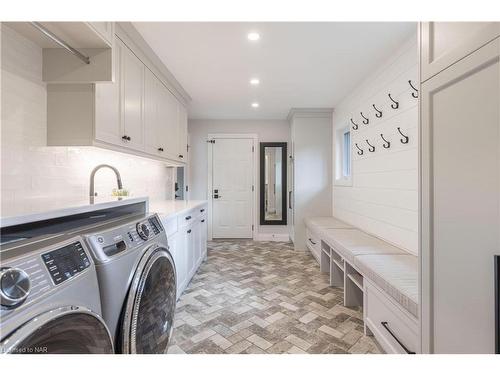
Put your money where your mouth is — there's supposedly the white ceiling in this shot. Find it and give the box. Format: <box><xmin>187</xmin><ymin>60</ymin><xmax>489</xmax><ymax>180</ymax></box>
<box><xmin>133</xmin><ymin>22</ymin><xmax>416</xmax><ymax>120</ymax></box>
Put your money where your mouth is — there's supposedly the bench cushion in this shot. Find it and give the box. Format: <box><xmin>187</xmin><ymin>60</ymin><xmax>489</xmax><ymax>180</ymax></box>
<box><xmin>321</xmin><ymin>228</ymin><xmax>405</xmax><ymax>263</ymax></box>
<box><xmin>304</xmin><ymin>216</ymin><xmax>353</xmax><ymax>230</ymax></box>
<box><xmin>354</xmin><ymin>254</ymin><xmax>418</xmax><ymax>318</ymax></box>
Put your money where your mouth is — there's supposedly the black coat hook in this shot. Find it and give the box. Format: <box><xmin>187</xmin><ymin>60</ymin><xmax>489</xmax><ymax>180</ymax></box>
<box><xmin>350</xmin><ymin>118</ymin><xmax>359</xmax><ymax>130</ymax></box>
<box><xmin>355</xmin><ymin>143</ymin><xmax>364</xmax><ymax>155</ymax></box>
<box><xmin>397</xmin><ymin>127</ymin><xmax>409</xmax><ymax>144</ymax></box>
<box><xmin>365</xmin><ymin>139</ymin><xmax>375</xmax><ymax>152</ymax></box>
<box><xmin>360</xmin><ymin>112</ymin><xmax>369</xmax><ymax>125</ymax></box>
<box><xmin>380</xmin><ymin>134</ymin><xmax>391</xmax><ymax>148</ymax></box>
<box><xmin>408</xmin><ymin>80</ymin><xmax>418</xmax><ymax>98</ymax></box>
<box><xmin>388</xmin><ymin>93</ymin><xmax>399</xmax><ymax>109</ymax></box>
<box><xmin>372</xmin><ymin>104</ymin><xmax>383</xmax><ymax>118</ymax></box>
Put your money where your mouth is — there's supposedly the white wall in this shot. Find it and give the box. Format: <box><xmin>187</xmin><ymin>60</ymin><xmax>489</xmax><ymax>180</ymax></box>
<box><xmin>333</xmin><ymin>32</ymin><xmax>418</xmax><ymax>255</ymax></box>
<box><xmin>188</xmin><ymin>119</ymin><xmax>290</xmax><ymax>237</ymax></box>
<box><xmin>1</xmin><ymin>25</ymin><xmax>174</xmax><ymax>218</ymax></box>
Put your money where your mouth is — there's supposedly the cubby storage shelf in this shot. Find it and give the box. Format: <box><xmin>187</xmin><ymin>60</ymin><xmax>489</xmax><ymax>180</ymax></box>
<box><xmin>347</xmin><ymin>272</ymin><xmax>364</xmax><ymax>290</ymax></box>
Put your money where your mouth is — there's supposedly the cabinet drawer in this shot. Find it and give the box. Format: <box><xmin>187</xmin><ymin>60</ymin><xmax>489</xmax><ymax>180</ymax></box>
<box><xmin>364</xmin><ymin>279</ymin><xmax>419</xmax><ymax>354</ymax></box>
<box><xmin>178</xmin><ymin>208</ymin><xmax>197</xmax><ymax>228</ymax></box>
<box><xmin>305</xmin><ymin>228</ymin><xmax>320</xmax><ymax>262</ymax></box>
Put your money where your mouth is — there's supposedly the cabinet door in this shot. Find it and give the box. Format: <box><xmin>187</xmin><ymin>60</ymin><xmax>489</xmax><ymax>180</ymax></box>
<box><xmin>95</xmin><ymin>38</ymin><xmax>121</xmax><ymax>146</ymax></box>
<box><xmin>175</xmin><ymin>230</ymin><xmax>188</xmax><ymax>296</ymax></box>
<box><xmin>121</xmin><ymin>42</ymin><xmax>145</xmax><ymax>151</ymax></box>
<box><xmin>421</xmin><ymin>22</ymin><xmax>500</xmax><ymax>82</ymax></box>
<box><xmin>421</xmin><ymin>37</ymin><xmax>500</xmax><ymax>353</ymax></box>
<box><xmin>166</xmin><ymin>232</ymin><xmax>181</xmax><ymax>298</ymax></box>
<box><xmin>177</xmin><ymin>103</ymin><xmax>188</xmax><ymax>162</ymax></box>
<box><xmin>185</xmin><ymin>226</ymin><xmax>196</xmax><ymax>277</ymax></box>
<box><xmin>194</xmin><ymin>219</ymin><xmax>202</xmax><ymax>267</ymax></box>
<box><xmin>144</xmin><ymin>69</ymin><xmax>163</xmax><ymax>157</ymax></box>
<box><xmin>159</xmin><ymin>84</ymin><xmax>179</xmax><ymax>160</ymax></box>
<box><xmin>200</xmin><ymin>216</ymin><xmax>207</xmax><ymax>260</ymax></box>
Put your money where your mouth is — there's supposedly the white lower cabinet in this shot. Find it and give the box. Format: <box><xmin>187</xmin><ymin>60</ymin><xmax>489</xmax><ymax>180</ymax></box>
<box><xmin>160</xmin><ymin>203</ymin><xmax>208</xmax><ymax>299</ymax></box>
<box><xmin>364</xmin><ymin>280</ymin><xmax>419</xmax><ymax>354</ymax></box>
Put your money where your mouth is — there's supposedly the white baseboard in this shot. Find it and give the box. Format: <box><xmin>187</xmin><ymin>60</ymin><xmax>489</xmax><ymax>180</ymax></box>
<box><xmin>255</xmin><ymin>233</ymin><xmax>290</xmax><ymax>242</ymax></box>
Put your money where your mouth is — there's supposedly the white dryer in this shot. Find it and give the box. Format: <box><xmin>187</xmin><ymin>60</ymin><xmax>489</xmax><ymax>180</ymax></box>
<box><xmin>0</xmin><ymin>235</ymin><xmax>113</xmax><ymax>354</ymax></box>
<box><xmin>84</xmin><ymin>213</ymin><xmax>176</xmax><ymax>354</ymax></box>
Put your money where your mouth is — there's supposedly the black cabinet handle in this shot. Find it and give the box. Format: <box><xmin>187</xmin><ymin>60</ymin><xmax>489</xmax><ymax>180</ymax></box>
<box><xmin>122</xmin><ymin>135</ymin><xmax>131</xmax><ymax>141</ymax></box>
<box><xmin>309</xmin><ymin>238</ymin><xmax>317</xmax><ymax>245</ymax></box>
<box><xmin>201</xmin><ymin>219</ymin><xmax>205</xmax><ymax>223</ymax></box>
<box><xmin>288</xmin><ymin>191</ymin><xmax>292</xmax><ymax>209</ymax></box>
<box><xmin>185</xmin><ymin>216</ymin><xmax>192</xmax><ymax>220</ymax></box>
<box><xmin>179</xmin><ymin>154</ymin><xmax>184</xmax><ymax>159</ymax></box>
<box><xmin>187</xmin><ymin>229</ymin><xmax>192</xmax><ymax>234</ymax></box>
<box><xmin>381</xmin><ymin>322</ymin><xmax>415</xmax><ymax>354</ymax></box>
<box><xmin>200</xmin><ymin>209</ymin><xmax>205</xmax><ymax>213</ymax></box>
<box><xmin>158</xmin><ymin>147</ymin><xmax>164</xmax><ymax>152</ymax></box>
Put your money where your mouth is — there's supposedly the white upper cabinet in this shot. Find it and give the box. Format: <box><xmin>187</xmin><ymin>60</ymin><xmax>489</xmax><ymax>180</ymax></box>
<box><xmin>144</xmin><ymin>69</ymin><xmax>161</xmax><ymax>155</ymax></box>
<box><xmin>95</xmin><ymin>40</ymin><xmax>122</xmax><ymax>146</ymax></box>
<box><xmin>420</xmin><ymin>22</ymin><xmax>500</xmax><ymax>82</ymax></box>
<box><xmin>121</xmin><ymin>41</ymin><xmax>145</xmax><ymax>151</ymax></box>
<box><xmin>177</xmin><ymin>104</ymin><xmax>188</xmax><ymax>161</ymax></box>
<box><xmin>47</xmin><ymin>26</ymin><xmax>189</xmax><ymax>164</ymax></box>
<box><xmin>161</xmin><ymin>84</ymin><xmax>181</xmax><ymax>160</ymax></box>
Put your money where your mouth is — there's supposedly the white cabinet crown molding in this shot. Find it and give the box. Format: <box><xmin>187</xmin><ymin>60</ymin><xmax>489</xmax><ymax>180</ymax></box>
<box><xmin>115</xmin><ymin>22</ymin><xmax>192</xmax><ymax>107</ymax></box>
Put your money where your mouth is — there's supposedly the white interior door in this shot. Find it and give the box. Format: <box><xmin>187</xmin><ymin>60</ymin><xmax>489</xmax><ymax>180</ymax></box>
<box><xmin>211</xmin><ymin>137</ymin><xmax>254</xmax><ymax>238</ymax></box>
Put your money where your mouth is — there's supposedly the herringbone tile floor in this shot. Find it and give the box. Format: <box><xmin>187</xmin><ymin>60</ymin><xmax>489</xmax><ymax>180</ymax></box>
<box><xmin>167</xmin><ymin>240</ymin><xmax>382</xmax><ymax>354</ymax></box>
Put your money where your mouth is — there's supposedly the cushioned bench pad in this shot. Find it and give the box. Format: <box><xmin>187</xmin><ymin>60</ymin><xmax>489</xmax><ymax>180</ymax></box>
<box><xmin>354</xmin><ymin>254</ymin><xmax>418</xmax><ymax>318</ymax></box>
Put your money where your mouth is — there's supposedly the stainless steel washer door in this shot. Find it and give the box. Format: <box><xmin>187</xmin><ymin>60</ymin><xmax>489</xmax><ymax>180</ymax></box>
<box><xmin>121</xmin><ymin>245</ymin><xmax>176</xmax><ymax>354</ymax></box>
<box><xmin>1</xmin><ymin>306</ymin><xmax>114</xmax><ymax>354</ymax></box>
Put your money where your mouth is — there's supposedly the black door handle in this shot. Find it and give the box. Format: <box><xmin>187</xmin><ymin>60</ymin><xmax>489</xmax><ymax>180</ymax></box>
<box><xmin>381</xmin><ymin>322</ymin><xmax>415</xmax><ymax>354</ymax></box>
<box><xmin>288</xmin><ymin>191</ymin><xmax>292</xmax><ymax>209</ymax></box>
<box><xmin>309</xmin><ymin>238</ymin><xmax>317</xmax><ymax>245</ymax></box>
<box><xmin>185</xmin><ymin>216</ymin><xmax>192</xmax><ymax>220</ymax></box>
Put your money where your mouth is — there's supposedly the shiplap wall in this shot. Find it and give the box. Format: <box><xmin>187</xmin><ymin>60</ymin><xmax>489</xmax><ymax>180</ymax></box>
<box><xmin>1</xmin><ymin>25</ymin><xmax>174</xmax><ymax>218</ymax></box>
<box><xmin>333</xmin><ymin>33</ymin><xmax>418</xmax><ymax>255</ymax></box>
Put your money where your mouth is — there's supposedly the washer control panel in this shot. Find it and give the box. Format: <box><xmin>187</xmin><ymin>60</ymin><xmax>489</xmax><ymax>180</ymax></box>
<box><xmin>41</xmin><ymin>241</ymin><xmax>91</xmax><ymax>285</ymax></box>
<box><xmin>85</xmin><ymin>214</ymin><xmax>165</xmax><ymax>262</ymax></box>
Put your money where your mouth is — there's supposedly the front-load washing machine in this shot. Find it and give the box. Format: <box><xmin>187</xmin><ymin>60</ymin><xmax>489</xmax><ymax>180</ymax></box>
<box><xmin>0</xmin><ymin>235</ymin><xmax>114</xmax><ymax>354</ymax></box>
<box><xmin>84</xmin><ymin>213</ymin><xmax>176</xmax><ymax>354</ymax></box>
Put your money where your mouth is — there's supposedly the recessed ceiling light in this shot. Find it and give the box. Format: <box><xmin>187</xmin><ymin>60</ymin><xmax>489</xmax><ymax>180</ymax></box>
<box><xmin>250</xmin><ymin>78</ymin><xmax>260</xmax><ymax>86</ymax></box>
<box><xmin>251</xmin><ymin>102</ymin><xmax>260</xmax><ymax>108</ymax></box>
<box><xmin>247</xmin><ymin>32</ymin><xmax>260</xmax><ymax>41</ymax></box>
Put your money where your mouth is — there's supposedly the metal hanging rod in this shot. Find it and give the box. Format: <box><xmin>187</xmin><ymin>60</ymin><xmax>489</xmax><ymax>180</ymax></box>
<box><xmin>30</xmin><ymin>22</ymin><xmax>90</xmax><ymax>65</ymax></box>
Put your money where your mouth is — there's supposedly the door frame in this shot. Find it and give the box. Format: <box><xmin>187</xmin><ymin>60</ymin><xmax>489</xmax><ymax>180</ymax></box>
<box><xmin>207</xmin><ymin>133</ymin><xmax>258</xmax><ymax>241</ymax></box>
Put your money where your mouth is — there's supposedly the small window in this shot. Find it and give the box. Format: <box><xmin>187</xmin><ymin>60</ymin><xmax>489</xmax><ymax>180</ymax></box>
<box><xmin>335</xmin><ymin>125</ymin><xmax>352</xmax><ymax>186</ymax></box>
<box><xmin>342</xmin><ymin>130</ymin><xmax>351</xmax><ymax>178</ymax></box>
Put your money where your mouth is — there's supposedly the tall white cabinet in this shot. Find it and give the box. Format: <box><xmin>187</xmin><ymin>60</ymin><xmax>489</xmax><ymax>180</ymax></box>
<box><xmin>420</xmin><ymin>22</ymin><xmax>500</xmax><ymax>353</ymax></box>
<box><xmin>287</xmin><ymin>109</ymin><xmax>333</xmax><ymax>251</ymax></box>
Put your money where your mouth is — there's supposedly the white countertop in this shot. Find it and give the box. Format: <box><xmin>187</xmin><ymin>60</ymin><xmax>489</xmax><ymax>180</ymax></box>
<box><xmin>1</xmin><ymin>197</ymin><xmax>207</xmax><ymax>228</ymax></box>
<box><xmin>149</xmin><ymin>200</ymin><xmax>207</xmax><ymax>219</ymax></box>
<box><xmin>0</xmin><ymin>197</ymin><xmax>149</xmax><ymax>228</ymax></box>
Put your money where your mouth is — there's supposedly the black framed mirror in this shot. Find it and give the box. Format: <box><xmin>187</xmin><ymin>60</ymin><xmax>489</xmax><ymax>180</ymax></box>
<box><xmin>260</xmin><ymin>142</ymin><xmax>287</xmax><ymax>225</ymax></box>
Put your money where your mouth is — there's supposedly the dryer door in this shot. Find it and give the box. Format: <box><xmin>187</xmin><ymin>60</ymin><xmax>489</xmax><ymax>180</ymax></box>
<box><xmin>122</xmin><ymin>245</ymin><xmax>177</xmax><ymax>354</ymax></box>
<box><xmin>1</xmin><ymin>306</ymin><xmax>113</xmax><ymax>354</ymax></box>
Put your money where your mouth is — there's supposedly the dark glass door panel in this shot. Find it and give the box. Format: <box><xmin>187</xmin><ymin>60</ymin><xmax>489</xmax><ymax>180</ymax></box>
<box><xmin>5</xmin><ymin>310</ymin><xmax>113</xmax><ymax>354</ymax></box>
<box><xmin>122</xmin><ymin>247</ymin><xmax>176</xmax><ymax>354</ymax></box>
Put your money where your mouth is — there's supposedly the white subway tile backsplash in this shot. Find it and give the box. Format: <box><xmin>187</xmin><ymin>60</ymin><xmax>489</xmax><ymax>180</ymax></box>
<box><xmin>1</xmin><ymin>25</ymin><xmax>174</xmax><ymax>218</ymax></box>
